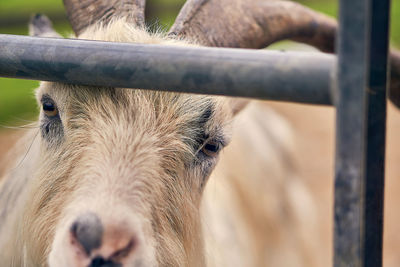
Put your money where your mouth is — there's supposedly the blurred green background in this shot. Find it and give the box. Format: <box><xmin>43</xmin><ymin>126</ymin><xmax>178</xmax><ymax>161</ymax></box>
<box><xmin>0</xmin><ymin>0</ymin><xmax>399</xmax><ymax>127</ymax></box>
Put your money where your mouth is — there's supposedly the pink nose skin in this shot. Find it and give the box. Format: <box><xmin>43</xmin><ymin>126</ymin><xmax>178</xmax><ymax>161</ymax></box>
<box><xmin>69</xmin><ymin>213</ymin><xmax>137</xmax><ymax>267</ymax></box>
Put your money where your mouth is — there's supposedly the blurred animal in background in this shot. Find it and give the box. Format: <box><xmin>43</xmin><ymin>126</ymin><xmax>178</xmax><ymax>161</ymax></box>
<box><xmin>1</xmin><ymin>0</ymin><xmax>400</xmax><ymax>266</ymax></box>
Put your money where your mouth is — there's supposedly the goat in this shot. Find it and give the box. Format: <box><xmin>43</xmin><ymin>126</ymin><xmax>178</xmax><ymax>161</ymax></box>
<box><xmin>1</xmin><ymin>0</ymin><xmax>400</xmax><ymax>266</ymax></box>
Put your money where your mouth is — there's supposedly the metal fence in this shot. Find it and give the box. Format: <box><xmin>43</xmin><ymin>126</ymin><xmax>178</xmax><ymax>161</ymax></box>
<box><xmin>0</xmin><ymin>0</ymin><xmax>391</xmax><ymax>266</ymax></box>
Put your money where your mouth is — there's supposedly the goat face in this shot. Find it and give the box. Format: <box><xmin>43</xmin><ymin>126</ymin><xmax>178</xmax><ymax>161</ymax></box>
<box><xmin>27</xmin><ymin>79</ymin><xmax>233</xmax><ymax>267</ymax></box>
<box><xmin>10</xmin><ymin>0</ymin><xmax>346</xmax><ymax>264</ymax></box>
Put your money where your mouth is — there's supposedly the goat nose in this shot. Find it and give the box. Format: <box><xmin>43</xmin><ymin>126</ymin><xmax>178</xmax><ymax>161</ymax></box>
<box><xmin>70</xmin><ymin>212</ymin><xmax>103</xmax><ymax>255</ymax></box>
<box><xmin>70</xmin><ymin>213</ymin><xmax>138</xmax><ymax>264</ymax></box>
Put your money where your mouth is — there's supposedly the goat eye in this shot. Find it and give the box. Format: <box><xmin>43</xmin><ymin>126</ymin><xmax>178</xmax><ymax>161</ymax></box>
<box><xmin>201</xmin><ymin>141</ymin><xmax>221</xmax><ymax>157</ymax></box>
<box><xmin>42</xmin><ymin>101</ymin><xmax>58</xmax><ymax>117</ymax></box>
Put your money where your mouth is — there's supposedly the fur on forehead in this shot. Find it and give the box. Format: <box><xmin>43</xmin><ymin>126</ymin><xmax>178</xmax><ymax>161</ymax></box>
<box><xmin>36</xmin><ymin>81</ymin><xmax>232</xmax><ymax>124</ymax></box>
<box><xmin>36</xmin><ymin>81</ymin><xmax>233</xmax><ymax>152</ymax></box>
<box><xmin>78</xmin><ymin>17</ymin><xmax>193</xmax><ymax>46</ymax></box>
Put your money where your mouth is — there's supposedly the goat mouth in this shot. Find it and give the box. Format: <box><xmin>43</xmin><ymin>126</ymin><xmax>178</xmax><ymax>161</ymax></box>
<box><xmin>86</xmin><ymin>238</ymin><xmax>135</xmax><ymax>267</ymax></box>
<box><xmin>87</xmin><ymin>256</ymin><xmax>121</xmax><ymax>267</ymax></box>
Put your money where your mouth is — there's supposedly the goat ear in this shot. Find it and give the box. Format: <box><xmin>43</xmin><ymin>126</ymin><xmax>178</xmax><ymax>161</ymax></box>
<box><xmin>29</xmin><ymin>14</ymin><xmax>62</xmax><ymax>38</ymax></box>
<box><xmin>230</xmin><ymin>98</ymin><xmax>249</xmax><ymax>116</ymax></box>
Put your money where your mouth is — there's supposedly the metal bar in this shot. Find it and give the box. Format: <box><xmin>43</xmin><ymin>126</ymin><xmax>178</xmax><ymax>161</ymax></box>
<box><xmin>334</xmin><ymin>0</ymin><xmax>390</xmax><ymax>266</ymax></box>
<box><xmin>364</xmin><ymin>0</ymin><xmax>390</xmax><ymax>265</ymax></box>
<box><xmin>0</xmin><ymin>34</ymin><xmax>335</xmax><ymax>105</ymax></box>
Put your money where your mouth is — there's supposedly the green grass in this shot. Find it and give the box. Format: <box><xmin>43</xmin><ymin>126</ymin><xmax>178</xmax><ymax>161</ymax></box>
<box><xmin>299</xmin><ymin>0</ymin><xmax>338</xmax><ymax>17</ymax></box>
<box><xmin>0</xmin><ymin>22</ymin><xmax>72</xmax><ymax>37</ymax></box>
<box><xmin>0</xmin><ymin>0</ymin><xmax>65</xmax><ymax>21</ymax></box>
<box><xmin>391</xmin><ymin>0</ymin><xmax>400</xmax><ymax>49</ymax></box>
<box><xmin>0</xmin><ymin>78</ymin><xmax>39</xmax><ymax>126</ymax></box>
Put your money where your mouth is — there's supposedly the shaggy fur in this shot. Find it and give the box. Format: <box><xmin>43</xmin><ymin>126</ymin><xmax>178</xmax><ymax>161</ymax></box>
<box><xmin>0</xmin><ymin>19</ymin><xmax>318</xmax><ymax>267</ymax></box>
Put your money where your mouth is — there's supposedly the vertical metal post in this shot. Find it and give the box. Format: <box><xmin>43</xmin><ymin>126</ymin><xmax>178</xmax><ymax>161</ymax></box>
<box><xmin>334</xmin><ymin>0</ymin><xmax>390</xmax><ymax>266</ymax></box>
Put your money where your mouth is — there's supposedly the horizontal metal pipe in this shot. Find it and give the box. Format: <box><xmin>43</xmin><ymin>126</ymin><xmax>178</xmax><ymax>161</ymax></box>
<box><xmin>0</xmin><ymin>34</ymin><xmax>336</xmax><ymax>105</ymax></box>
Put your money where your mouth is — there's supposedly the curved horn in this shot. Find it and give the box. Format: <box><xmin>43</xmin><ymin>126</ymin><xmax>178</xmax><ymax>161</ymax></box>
<box><xmin>169</xmin><ymin>0</ymin><xmax>336</xmax><ymax>52</ymax></box>
<box><xmin>63</xmin><ymin>0</ymin><xmax>146</xmax><ymax>35</ymax></box>
<box><xmin>170</xmin><ymin>0</ymin><xmax>400</xmax><ymax>108</ymax></box>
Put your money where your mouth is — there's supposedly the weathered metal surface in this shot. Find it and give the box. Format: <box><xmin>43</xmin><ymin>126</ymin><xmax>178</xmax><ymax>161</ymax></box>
<box><xmin>363</xmin><ymin>0</ymin><xmax>390</xmax><ymax>265</ymax></box>
<box><xmin>334</xmin><ymin>0</ymin><xmax>390</xmax><ymax>266</ymax></box>
<box><xmin>0</xmin><ymin>34</ymin><xmax>335</xmax><ymax>105</ymax></box>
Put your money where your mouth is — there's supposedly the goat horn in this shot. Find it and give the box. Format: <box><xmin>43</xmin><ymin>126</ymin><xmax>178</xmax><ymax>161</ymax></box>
<box><xmin>169</xmin><ymin>0</ymin><xmax>336</xmax><ymax>52</ymax></box>
<box><xmin>170</xmin><ymin>0</ymin><xmax>400</xmax><ymax>108</ymax></box>
<box><xmin>63</xmin><ymin>0</ymin><xmax>146</xmax><ymax>36</ymax></box>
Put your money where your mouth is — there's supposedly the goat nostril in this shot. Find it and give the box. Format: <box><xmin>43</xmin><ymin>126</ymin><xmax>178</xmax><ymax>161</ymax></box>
<box><xmin>70</xmin><ymin>212</ymin><xmax>103</xmax><ymax>255</ymax></box>
<box><xmin>109</xmin><ymin>238</ymin><xmax>136</xmax><ymax>262</ymax></box>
